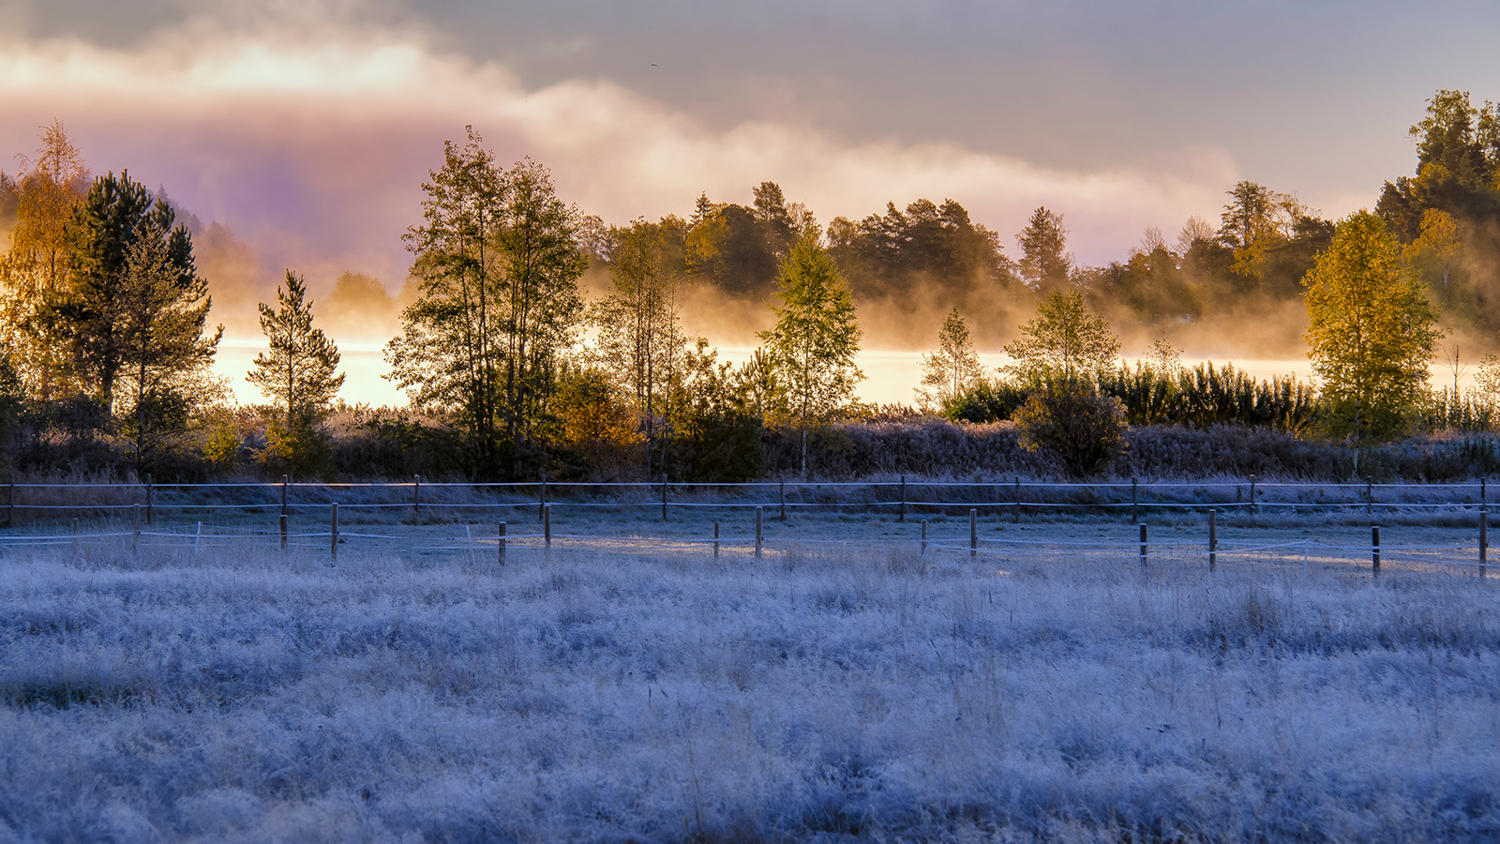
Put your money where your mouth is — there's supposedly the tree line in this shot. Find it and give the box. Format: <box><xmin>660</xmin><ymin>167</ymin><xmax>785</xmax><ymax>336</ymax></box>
<box><xmin>2</xmin><ymin>89</ymin><xmax>1499</xmax><ymax>481</ymax></box>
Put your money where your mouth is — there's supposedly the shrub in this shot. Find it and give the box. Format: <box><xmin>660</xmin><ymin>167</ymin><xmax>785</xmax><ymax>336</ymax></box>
<box><xmin>1012</xmin><ymin>385</ymin><xmax>1127</xmax><ymax>477</ymax></box>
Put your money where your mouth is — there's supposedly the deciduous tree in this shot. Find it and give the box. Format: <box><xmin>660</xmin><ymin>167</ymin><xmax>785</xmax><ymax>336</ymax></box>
<box><xmin>1304</xmin><ymin>211</ymin><xmax>1441</xmax><ymax>442</ymax></box>
<box><xmin>1003</xmin><ymin>291</ymin><xmax>1120</xmax><ymax>387</ymax></box>
<box><xmin>916</xmin><ymin>308</ymin><xmax>984</xmax><ymax>410</ymax></box>
<box><xmin>759</xmin><ymin>237</ymin><xmax>864</xmax><ymax>478</ymax></box>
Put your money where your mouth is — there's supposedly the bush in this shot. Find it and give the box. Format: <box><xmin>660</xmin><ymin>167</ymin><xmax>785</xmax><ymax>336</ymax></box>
<box><xmin>1012</xmin><ymin>385</ymin><xmax>1127</xmax><ymax>477</ymax></box>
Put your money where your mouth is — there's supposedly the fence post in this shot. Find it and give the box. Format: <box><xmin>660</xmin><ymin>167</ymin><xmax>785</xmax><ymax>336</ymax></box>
<box><xmin>921</xmin><ymin>520</ymin><xmax>928</xmax><ymax>557</ymax></box>
<box><xmin>1372</xmin><ymin>524</ymin><xmax>1380</xmax><ymax>577</ymax></box>
<box><xmin>5</xmin><ymin>473</ymin><xmax>13</xmax><ymax>528</ymax></box>
<box><xmin>1208</xmin><ymin>509</ymin><xmax>1217</xmax><ymax>573</ymax></box>
<box><xmin>969</xmin><ymin>508</ymin><xmax>977</xmax><ymax>559</ymax></box>
<box><xmin>779</xmin><ymin>481</ymin><xmax>786</xmax><ymax>521</ymax></box>
<box><xmin>712</xmin><ymin>521</ymin><xmax>720</xmax><ymax>559</ymax></box>
<box><xmin>498</xmin><ymin>521</ymin><xmax>506</xmax><ymax>567</ymax></box>
<box><xmin>194</xmin><ymin>521</ymin><xmax>202</xmax><ymax>555</ymax></box>
<box><xmin>1014</xmin><ymin>477</ymin><xmax>1021</xmax><ymax>524</ymax></box>
<box><xmin>544</xmin><ymin>504</ymin><xmax>552</xmax><ymax>553</ymax></box>
<box><xmin>1132</xmin><ymin>477</ymin><xmax>1138</xmax><ymax>524</ymax></box>
<box><xmin>413</xmin><ymin>474</ymin><xmax>421</xmax><ymax>519</ymax></box>
<box><xmin>281</xmin><ymin>474</ymin><xmax>288</xmax><ymax>518</ymax></box>
<box><xmin>132</xmin><ymin>504</ymin><xmax>141</xmax><ymax>552</ymax></box>
<box><xmin>755</xmin><ymin>506</ymin><xmax>763</xmax><ymax>558</ymax></box>
<box><xmin>661</xmin><ymin>473</ymin><xmax>668</xmax><ymax>522</ymax></box>
<box><xmin>145</xmin><ymin>473</ymin><xmax>153</xmax><ymax>526</ymax></box>
<box><xmin>899</xmin><ymin>475</ymin><xmax>906</xmax><ymax>523</ymax></box>
<box><xmin>72</xmin><ymin>517</ymin><xmax>79</xmax><ymax>554</ymax></box>
<box><xmin>1249</xmin><ymin>475</ymin><xmax>1257</xmax><ymax>521</ymax></box>
<box><xmin>1366</xmin><ymin>479</ymin><xmax>1373</xmax><ymax>520</ymax></box>
<box><xmin>330</xmin><ymin>502</ymin><xmax>339</xmax><ymax>563</ymax></box>
<box><xmin>1140</xmin><ymin>523</ymin><xmax>1149</xmax><ymax>569</ymax></box>
<box><xmin>279</xmin><ymin>514</ymin><xmax>288</xmax><ymax>554</ymax></box>
<box><xmin>1482</xmin><ymin>476</ymin><xmax>1488</xmax><ymax>513</ymax></box>
<box><xmin>539</xmin><ymin>472</ymin><xmax>547</xmax><ymax>522</ymax></box>
<box><xmin>1480</xmin><ymin>511</ymin><xmax>1487</xmax><ymax>579</ymax></box>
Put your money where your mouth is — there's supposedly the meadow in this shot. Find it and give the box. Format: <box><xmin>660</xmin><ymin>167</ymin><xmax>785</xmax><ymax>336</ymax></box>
<box><xmin>0</xmin><ymin>521</ymin><xmax>1498</xmax><ymax>843</ymax></box>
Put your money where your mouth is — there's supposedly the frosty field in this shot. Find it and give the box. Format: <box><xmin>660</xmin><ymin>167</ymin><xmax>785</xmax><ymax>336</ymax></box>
<box><xmin>1</xmin><ymin>520</ymin><xmax>1498</xmax><ymax>843</ymax></box>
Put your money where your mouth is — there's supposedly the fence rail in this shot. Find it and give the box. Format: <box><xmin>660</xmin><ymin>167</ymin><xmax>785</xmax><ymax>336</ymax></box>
<box><xmin>1</xmin><ymin>475</ymin><xmax>1494</xmax><ymax>528</ymax></box>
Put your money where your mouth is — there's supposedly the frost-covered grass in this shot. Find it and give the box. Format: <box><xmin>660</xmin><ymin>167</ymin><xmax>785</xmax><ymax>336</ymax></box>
<box><xmin>1</xmin><ymin>540</ymin><xmax>1498</xmax><ymax>843</ymax></box>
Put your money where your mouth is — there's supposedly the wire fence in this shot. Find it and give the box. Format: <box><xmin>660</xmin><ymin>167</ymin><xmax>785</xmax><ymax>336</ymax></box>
<box><xmin>1</xmin><ymin>510</ymin><xmax>1492</xmax><ymax>581</ymax></box>
<box><xmin>1</xmin><ymin>475</ymin><xmax>1496</xmax><ymax>527</ymax></box>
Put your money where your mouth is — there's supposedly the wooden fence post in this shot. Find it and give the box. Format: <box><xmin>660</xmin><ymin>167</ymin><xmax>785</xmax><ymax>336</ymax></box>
<box><xmin>779</xmin><ymin>482</ymin><xmax>786</xmax><ymax>521</ymax></box>
<box><xmin>921</xmin><ymin>520</ymin><xmax>928</xmax><ymax>557</ymax></box>
<box><xmin>539</xmin><ymin>472</ymin><xmax>547</xmax><ymax>522</ymax></box>
<box><xmin>281</xmin><ymin>474</ymin><xmax>288</xmax><ymax>519</ymax></box>
<box><xmin>969</xmin><ymin>508</ymin><xmax>977</xmax><ymax>559</ymax></box>
<box><xmin>1208</xmin><ymin>509</ymin><xmax>1217</xmax><ymax>573</ymax></box>
<box><xmin>899</xmin><ymin>475</ymin><xmax>906</xmax><ymax>522</ymax></box>
<box><xmin>1140</xmin><ymin>523</ymin><xmax>1149</xmax><ymax>569</ymax></box>
<box><xmin>1372</xmin><ymin>524</ymin><xmax>1380</xmax><ymax>577</ymax></box>
<box><xmin>330</xmin><ymin>503</ymin><xmax>339</xmax><ymax>563</ymax></box>
<box><xmin>413</xmin><ymin>474</ymin><xmax>421</xmax><ymax>519</ymax></box>
<box><xmin>132</xmin><ymin>504</ymin><xmax>141</xmax><ymax>552</ymax></box>
<box><xmin>1249</xmin><ymin>475</ymin><xmax>1257</xmax><ymax>521</ymax></box>
<box><xmin>1366</xmin><ymin>480</ymin><xmax>1373</xmax><ymax>520</ymax></box>
<box><xmin>498</xmin><ymin>521</ymin><xmax>506</xmax><ymax>567</ymax></box>
<box><xmin>1480</xmin><ymin>511</ymin><xmax>1487</xmax><ymax>579</ymax></box>
<box><xmin>1014</xmin><ymin>477</ymin><xmax>1022</xmax><ymax>524</ymax></box>
<box><xmin>713</xmin><ymin>521</ymin><xmax>720</xmax><ymax>559</ymax></box>
<box><xmin>544</xmin><ymin>504</ymin><xmax>552</xmax><ymax>553</ymax></box>
<box><xmin>661</xmin><ymin>474</ymin><xmax>668</xmax><ymax>522</ymax></box>
<box><xmin>145</xmin><ymin>473</ymin><xmax>153</xmax><ymax>526</ymax></box>
<box><xmin>755</xmin><ymin>506</ymin><xmax>763</xmax><ymax>558</ymax></box>
<box><xmin>279</xmin><ymin>514</ymin><xmax>288</xmax><ymax>554</ymax></box>
<box><xmin>1132</xmin><ymin>476</ymin><xmax>1138</xmax><ymax>524</ymax></box>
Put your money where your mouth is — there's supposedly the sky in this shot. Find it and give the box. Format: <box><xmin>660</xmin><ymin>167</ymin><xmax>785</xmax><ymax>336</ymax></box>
<box><xmin>2</xmin><ymin>0</ymin><xmax>1498</xmax><ymax>324</ymax></box>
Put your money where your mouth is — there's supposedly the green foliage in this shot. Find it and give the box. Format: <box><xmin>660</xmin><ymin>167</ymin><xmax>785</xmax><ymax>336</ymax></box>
<box><xmin>943</xmin><ymin>378</ymin><xmax>1028</xmax><ymax>424</ymax></box>
<box><xmin>1003</xmin><ymin>290</ymin><xmax>1120</xmax><ymax>386</ymax></box>
<box><xmin>385</xmin><ymin>130</ymin><xmax>586</xmax><ymax>479</ymax></box>
<box><xmin>1101</xmin><ymin>362</ymin><xmax>1319</xmax><ymax>432</ymax></box>
<box><xmin>759</xmin><ymin>236</ymin><xmax>864</xmax><ymax>477</ymax></box>
<box><xmin>916</xmin><ymin>308</ymin><xmax>985</xmax><ymax>410</ymax></box>
<box><xmin>248</xmin><ymin>269</ymin><xmax>345</xmax><ymax>460</ymax></box>
<box><xmin>1304</xmin><ymin>211</ymin><xmax>1442</xmax><ymax>443</ymax></box>
<box><xmin>1012</xmin><ymin>383</ymin><xmax>1127</xmax><ymax>477</ymax></box>
<box><xmin>666</xmin><ymin>341</ymin><xmax>765</xmax><ymax>483</ymax></box>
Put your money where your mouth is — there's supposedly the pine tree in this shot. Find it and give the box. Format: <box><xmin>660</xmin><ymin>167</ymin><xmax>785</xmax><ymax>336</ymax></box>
<box><xmin>248</xmin><ymin>270</ymin><xmax>344</xmax><ymax>438</ymax></box>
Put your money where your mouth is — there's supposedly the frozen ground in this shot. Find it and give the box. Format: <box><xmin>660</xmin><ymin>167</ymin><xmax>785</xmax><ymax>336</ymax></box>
<box><xmin>0</xmin><ymin>523</ymin><xmax>1498</xmax><ymax>843</ymax></box>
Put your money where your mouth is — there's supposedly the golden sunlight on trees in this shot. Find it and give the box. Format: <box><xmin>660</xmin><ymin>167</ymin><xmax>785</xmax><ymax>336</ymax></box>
<box><xmin>1304</xmin><ymin>211</ymin><xmax>1441</xmax><ymax>443</ymax></box>
<box><xmin>759</xmin><ymin>236</ymin><xmax>863</xmax><ymax>479</ymax></box>
<box><xmin>1016</xmin><ymin>207</ymin><xmax>1070</xmax><ymax>294</ymax></box>
<box><xmin>591</xmin><ymin>217</ymin><xmax>690</xmax><ymax>477</ymax></box>
<box><xmin>0</xmin><ymin>122</ymin><xmax>90</xmax><ymax>400</ymax></box>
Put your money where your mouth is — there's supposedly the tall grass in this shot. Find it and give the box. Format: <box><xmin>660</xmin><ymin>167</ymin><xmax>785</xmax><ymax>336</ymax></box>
<box><xmin>0</xmin><ymin>543</ymin><xmax>1496</xmax><ymax>842</ymax></box>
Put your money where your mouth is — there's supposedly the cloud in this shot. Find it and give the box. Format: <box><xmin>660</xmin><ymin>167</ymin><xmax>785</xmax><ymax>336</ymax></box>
<box><xmin>0</xmin><ymin>17</ymin><xmax>1241</xmax><ymax>322</ymax></box>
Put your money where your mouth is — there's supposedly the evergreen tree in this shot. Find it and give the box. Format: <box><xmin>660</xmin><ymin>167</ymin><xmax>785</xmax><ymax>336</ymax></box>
<box><xmin>113</xmin><ymin>233</ymin><xmax>222</xmax><ymax>471</ymax></box>
<box><xmin>1017</xmin><ymin>207</ymin><xmax>1071</xmax><ymax>294</ymax></box>
<box><xmin>248</xmin><ymin>270</ymin><xmax>344</xmax><ymax>473</ymax></box>
<box><xmin>759</xmin><ymin>236</ymin><xmax>864</xmax><ymax>479</ymax></box>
